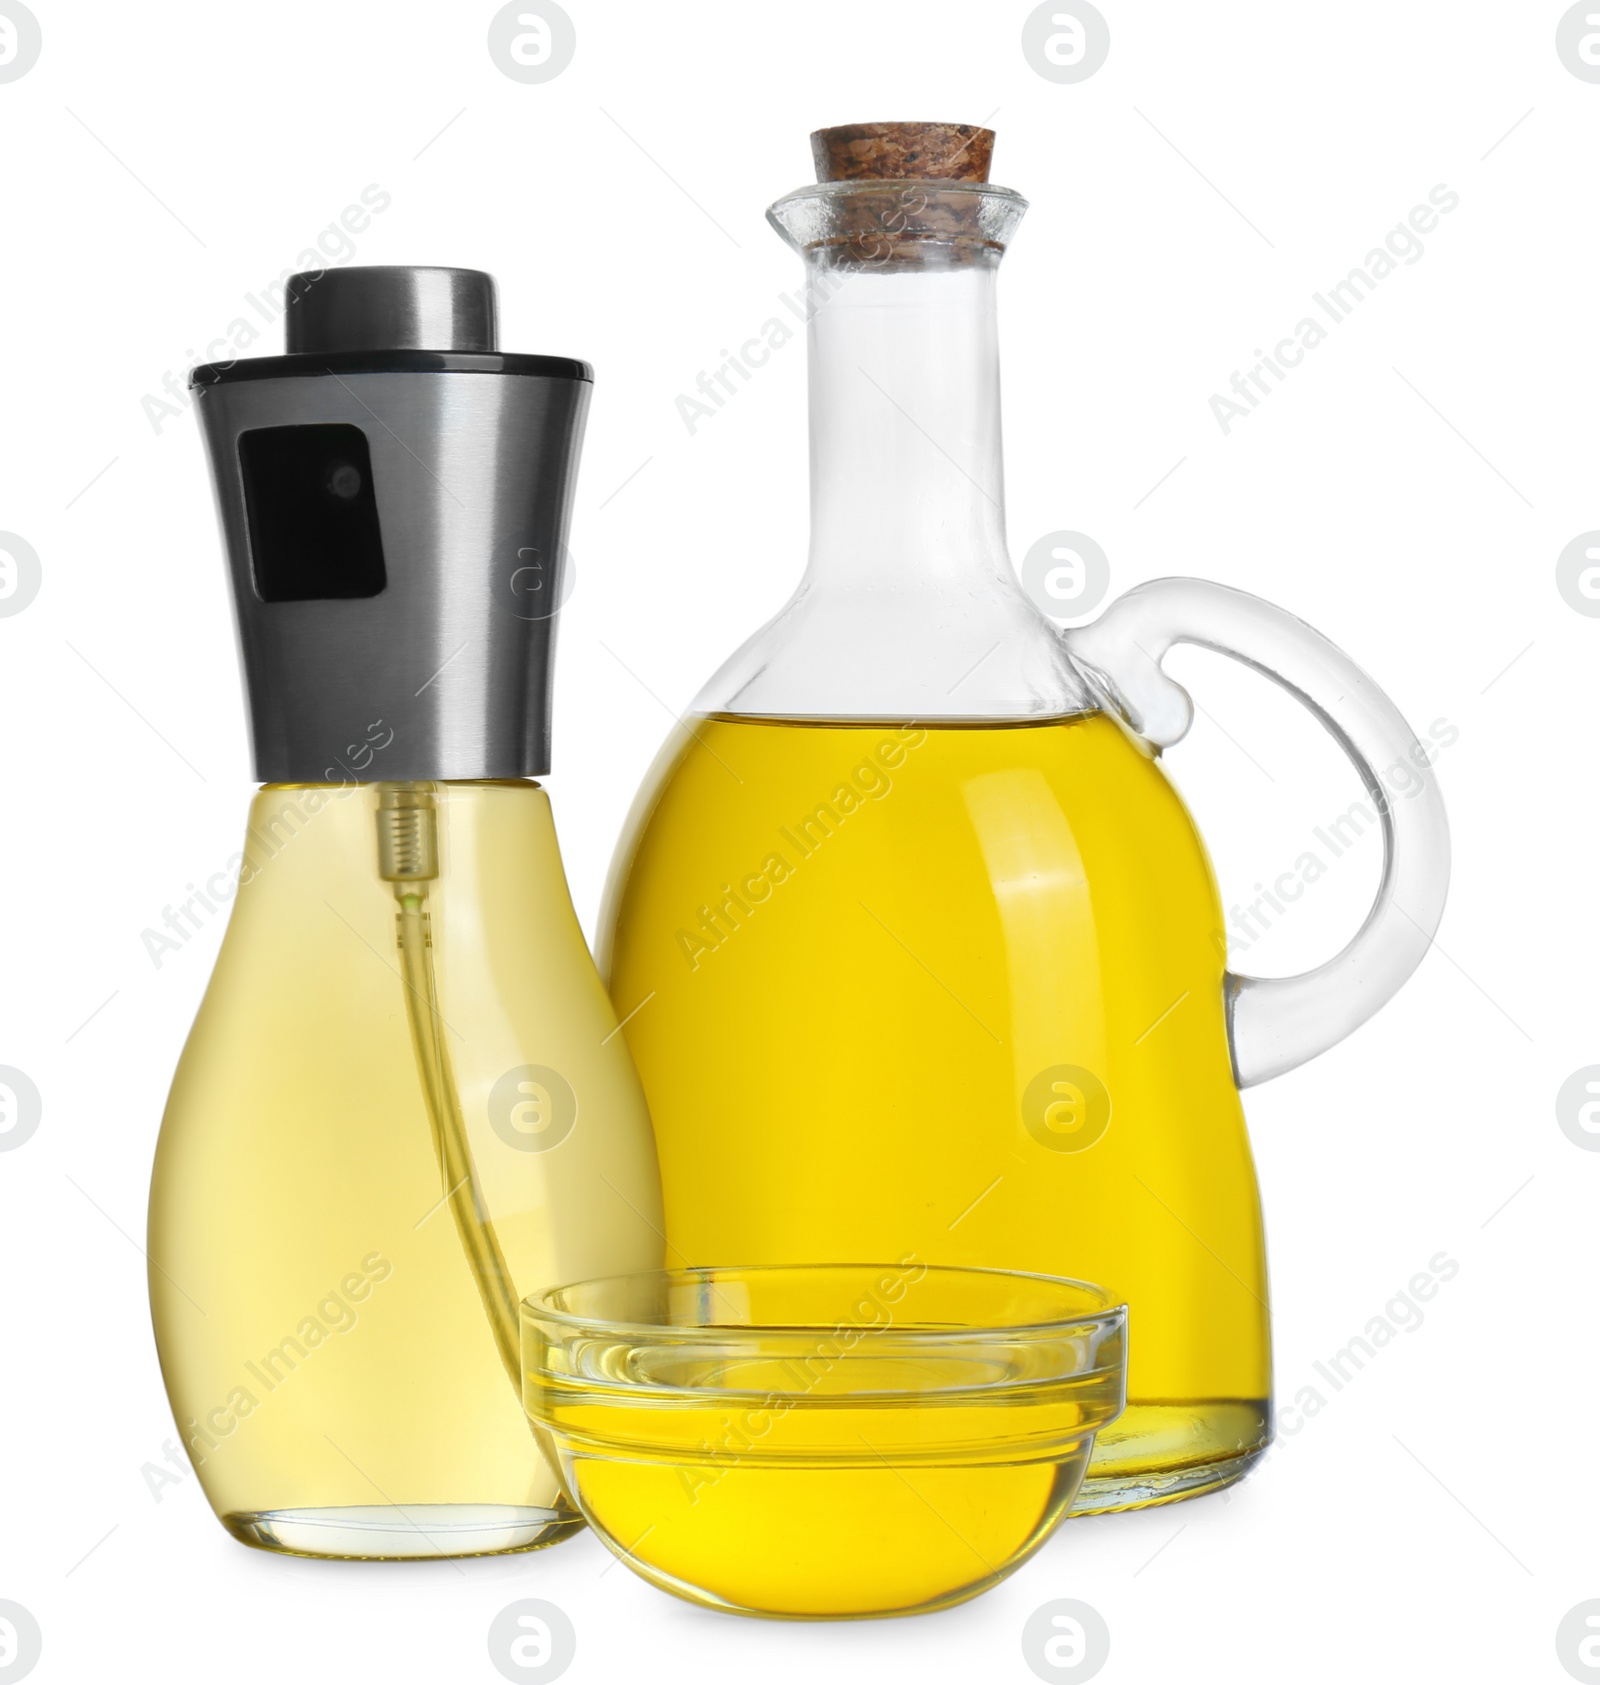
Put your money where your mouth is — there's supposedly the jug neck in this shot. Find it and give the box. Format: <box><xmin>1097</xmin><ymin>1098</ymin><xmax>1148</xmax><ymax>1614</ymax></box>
<box><xmin>692</xmin><ymin>179</ymin><xmax>1093</xmax><ymax>720</ymax></box>
<box><xmin>804</xmin><ymin>255</ymin><xmax>1010</xmax><ymax>586</ymax></box>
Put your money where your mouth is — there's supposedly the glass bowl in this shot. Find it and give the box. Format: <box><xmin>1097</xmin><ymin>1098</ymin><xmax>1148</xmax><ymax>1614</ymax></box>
<box><xmin>522</xmin><ymin>1262</ymin><xmax>1126</xmax><ymax>1619</ymax></box>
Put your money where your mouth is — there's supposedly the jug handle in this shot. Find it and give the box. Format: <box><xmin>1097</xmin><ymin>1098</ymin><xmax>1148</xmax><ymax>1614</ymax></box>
<box><xmin>1066</xmin><ymin>577</ymin><xmax>1450</xmax><ymax>1089</ymax></box>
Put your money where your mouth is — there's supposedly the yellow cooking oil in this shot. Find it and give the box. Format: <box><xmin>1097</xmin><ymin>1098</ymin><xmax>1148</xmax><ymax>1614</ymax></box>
<box><xmin>598</xmin><ymin>713</ymin><xmax>1271</xmax><ymax>1508</ymax></box>
<box><xmin>541</xmin><ymin>1389</ymin><xmax>1087</xmax><ymax>1618</ymax></box>
<box><xmin>148</xmin><ymin>781</ymin><xmax>664</xmax><ymax>1557</ymax></box>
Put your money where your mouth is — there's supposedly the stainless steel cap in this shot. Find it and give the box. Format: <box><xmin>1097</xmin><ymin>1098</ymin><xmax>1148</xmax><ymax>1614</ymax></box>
<box><xmin>189</xmin><ymin>267</ymin><xmax>591</xmax><ymax>784</ymax></box>
<box><xmin>285</xmin><ymin>265</ymin><xmax>498</xmax><ymax>354</ymax></box>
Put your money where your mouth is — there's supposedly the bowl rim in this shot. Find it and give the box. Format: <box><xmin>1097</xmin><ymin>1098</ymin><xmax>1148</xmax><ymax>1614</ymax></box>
<box><xmin>521</xmin><ymin>1261</ymin><xmax>1127</xmax><ymax>1348</ymax></box>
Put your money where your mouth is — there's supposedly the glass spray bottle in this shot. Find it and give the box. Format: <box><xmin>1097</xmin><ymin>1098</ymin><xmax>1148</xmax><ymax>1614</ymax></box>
<box><xmin>149</xmin><ymin>267</ymin><xmax>664</xmax><ymax>1559</ymax></box>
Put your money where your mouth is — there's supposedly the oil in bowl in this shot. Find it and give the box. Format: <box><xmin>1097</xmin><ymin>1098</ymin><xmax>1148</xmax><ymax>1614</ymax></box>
<box><xmin>522</xmin><ymin>1262</ymin><xmax>1126</xmax><ymax>1619</ymax></box>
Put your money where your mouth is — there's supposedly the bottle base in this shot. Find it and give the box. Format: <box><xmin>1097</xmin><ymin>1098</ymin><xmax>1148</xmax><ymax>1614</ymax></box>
<box><xmin>222</xmin><ymin>1504</ymin><xmax>585</xmax><ymax>1560</ymax></box>
<box><xmin>1070</xmin><ymin>1444</ymin><xmax>1265</xmax><ymax>1514</ymax></box>
<box><xmin>1070</xmin><ymin>1399</ymin><xmax>1271</xmax><ymax>1513</ymax></box>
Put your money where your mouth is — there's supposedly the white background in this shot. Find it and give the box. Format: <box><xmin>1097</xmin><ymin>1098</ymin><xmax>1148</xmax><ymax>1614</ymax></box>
<box><xmin>0</xmin><ymin>2</ymin><xmax>1592</xmax><ymax>1681</ymax></box>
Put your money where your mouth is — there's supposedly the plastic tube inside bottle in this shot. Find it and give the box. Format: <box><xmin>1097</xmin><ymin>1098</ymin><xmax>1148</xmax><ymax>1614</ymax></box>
<box><xmin>377</xmin><ymin>784</ymin><xmax>523</xmax><ymax>1394</ymax></box>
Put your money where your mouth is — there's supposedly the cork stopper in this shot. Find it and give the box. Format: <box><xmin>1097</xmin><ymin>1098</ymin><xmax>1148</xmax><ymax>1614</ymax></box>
<box><xmin>772</xmin><ymin>121</ymin><xmax>1022</xmax><ymax>269</ymax></box>
<box><xmin>810</xmin><ymin>122</ymin><xmax>994</xmax><ymax>185</ymax></box>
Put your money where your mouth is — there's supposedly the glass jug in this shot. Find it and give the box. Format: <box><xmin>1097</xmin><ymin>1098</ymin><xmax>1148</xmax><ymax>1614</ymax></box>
<box><xmin>597</xmin><ymin>125</ymin><xmax>1449</xmax><ymax>1512</ymax></box>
